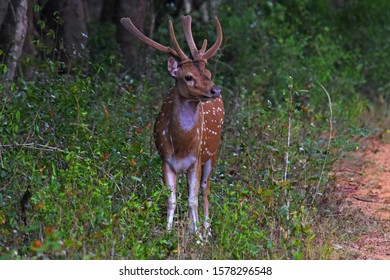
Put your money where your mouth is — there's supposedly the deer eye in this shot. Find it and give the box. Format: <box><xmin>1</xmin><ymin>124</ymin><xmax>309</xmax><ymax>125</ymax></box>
<box><xmin>184</xmin><ymin>75</ymin><xmax>193</xmax><ymax>82</ymax></box>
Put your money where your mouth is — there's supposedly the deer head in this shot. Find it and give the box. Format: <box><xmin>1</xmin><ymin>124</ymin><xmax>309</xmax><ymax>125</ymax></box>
<box><xmin>120</xmin><ymin>16</ymin><xmax>222</xmax><ymax>99</ymax></box>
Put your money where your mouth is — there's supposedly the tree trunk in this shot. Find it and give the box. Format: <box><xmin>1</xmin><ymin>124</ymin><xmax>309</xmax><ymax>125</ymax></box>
<box><xmin>116</xmin><ymin>0</ymin><xmax>148</xmax><ymax>76</ymax></box>
<box><xmin>41</xmin><ymin>0</ymin><xmax>89</xmax><ymax>73</ymax></box>
<box><xmin>0</xmin><ymin>0</ymin><xmax>9</xmax><ymax>28</ymax></box>
<box><xmin>21</xmin><ymin>1</ymin><xmax>38</xmax><ymax>80</ymax></box>
<box><xmin>0</xmin><ymin>0</ymin><xmax>29</xmax><ymax>81</ymax></box>
<box><xmin>62</xmin><ymin>0</ymin><xmax>89</xmax><ymax>71</ymax></box>
<box><xmin>85</xmin><ymin>0</ymin><xmax>105</xmax><ymax>22</ymax></box>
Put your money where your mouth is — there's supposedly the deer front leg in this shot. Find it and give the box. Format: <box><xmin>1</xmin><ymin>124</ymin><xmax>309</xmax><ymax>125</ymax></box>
<box><xmin>163</xmin><ymin>162</ymin><xmax>177</xmax><ymax>231</ymax></box>
<box><xmin>201</xmin><ymin>158</ymin><xmax>213</xmax><ymax>231</ymax></box>
<box><xmin>187</xmin><ymin>162</ymin><xmax>202</xmax><ymax>232</ymax></box>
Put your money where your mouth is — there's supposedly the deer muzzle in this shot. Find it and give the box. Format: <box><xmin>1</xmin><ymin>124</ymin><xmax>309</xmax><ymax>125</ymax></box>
<box><xmin>210</xmin><ymin>85</ymin><xmax>222</xmax><ymax>98</ymax></box>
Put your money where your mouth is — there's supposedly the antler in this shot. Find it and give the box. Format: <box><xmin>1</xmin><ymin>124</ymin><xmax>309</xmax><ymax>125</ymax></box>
<box><xmin>120</xmin><ymin>16</ymin><xmax>222</xmax><ymax>64</ymax></box>
<box><xmin>120</xmin><ymin>17</ymin><xmax>190</xmax><ymax>62</ymax></box>
<box><xmin>181</xmin><ymin>15</ymin><xmax>223</xmax><ymax>63</ymax></box>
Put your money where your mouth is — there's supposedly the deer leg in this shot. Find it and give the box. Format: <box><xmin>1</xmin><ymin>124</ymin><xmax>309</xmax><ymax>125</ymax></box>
<box><xmin>163</xmin><ymin>162</ymin><xmax>177</xmax><ymax>231</ymax></box>
<box><xmin>187</xmin><ymin>162</ymin><xmax>201</xmax><ymax>232</ymax></box>
<box><xmin>201</xmin><ymin>157</ymin><xmax>214</xmax><ymax>231</ymax></box>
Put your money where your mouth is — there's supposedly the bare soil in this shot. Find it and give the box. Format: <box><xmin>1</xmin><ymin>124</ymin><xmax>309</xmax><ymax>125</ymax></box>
<box><xmin>333</xmin><ymin>132</ymin><xmax>390</xmax><ymax>259</ymax></box>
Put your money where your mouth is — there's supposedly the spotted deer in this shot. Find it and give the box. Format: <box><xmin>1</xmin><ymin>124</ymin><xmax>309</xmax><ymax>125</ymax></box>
<box><xmin>120</xmin><ymin>15</ymin><xmax>224</xmax><ymax>232</ymax></box>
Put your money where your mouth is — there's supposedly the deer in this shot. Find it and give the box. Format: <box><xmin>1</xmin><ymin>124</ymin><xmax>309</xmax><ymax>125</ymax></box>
<box><xmin>120</xmin><ymin>15</ymin><xmax>224</xmax><ymax>234</ymax></box>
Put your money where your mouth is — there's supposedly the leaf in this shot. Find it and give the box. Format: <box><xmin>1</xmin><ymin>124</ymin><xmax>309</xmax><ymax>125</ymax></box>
<box><xmin>101</xmin><ymin>153</ymin><xmax>110</xmax><ymax>161</ymax></box>
<box><xmin>51</xmin><ymin>162</ymin><xmax>57</xmax><ymax>176</ymax></box>
<box><xmin>131</xmin><ymin>176</ymin><xmax>142</xmax><ymax>182</ymax></box>
<box><xmin>15</xmin><ymin>111</ymin><xmax>20</xmax><ymax>122</ymax></box>
<box><xmin>31</xmin><ymin>240</ymin><xmax>42</xmax><ymax>250</ymax></box>
<box><xmin>0</xmin><ymin>210</ymin><xmax>6</xmax><ymax>224</ymax></box>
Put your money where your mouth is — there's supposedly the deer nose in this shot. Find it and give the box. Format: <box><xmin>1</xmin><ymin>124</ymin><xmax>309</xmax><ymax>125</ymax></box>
<box><xmin>210</xmin><ymin>86</ymin><xmax>221</xmax><ymax>97</ymax></box>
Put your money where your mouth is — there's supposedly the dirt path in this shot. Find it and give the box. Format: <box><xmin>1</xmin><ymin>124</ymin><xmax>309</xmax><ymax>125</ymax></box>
<box><xmin>334</xmin><ymin>133</ymin><xmax>390</xmax><ymax>259</ymax></box>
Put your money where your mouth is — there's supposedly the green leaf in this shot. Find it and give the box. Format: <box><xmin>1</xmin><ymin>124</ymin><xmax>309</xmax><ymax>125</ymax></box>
<box><xmin>15</xmin><ymin>111</ymin><xmax>20</xmax><ymax>123</ymax></box>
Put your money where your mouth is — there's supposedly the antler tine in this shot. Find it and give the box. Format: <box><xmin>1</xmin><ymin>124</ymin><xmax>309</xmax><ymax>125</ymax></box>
<box><xmin>120</xmin><ymin>17</ymin><xmax>183</xmax><ymax>60</ymax></box>
<box><xmin>200</xmin><ymin>39</ymin><xmax>208</xmax><ymax>53</ymax></box>
<box><xmin>202</xmin><ymin>17</ymin><xmax>223</xmax><ymax>61</ymax></box>
<box><xmin>168</xmin><ymin>20</ymin><xmax>190</xmax><ymax>62</ymax></box>
<box><xmin>181</xmin><ymin>15</ymin><xmax>199</xmax><ymax>59</ymax></box>
<box><xmin>181</xmin><ymin>15</ymin><xmax>222</xmax><ymax>62</ymax></box>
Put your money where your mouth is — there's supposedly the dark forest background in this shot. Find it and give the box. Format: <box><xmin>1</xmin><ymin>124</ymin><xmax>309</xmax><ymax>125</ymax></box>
<box><xmin>0</xmin><ymin>0</ymin><xmax>389</xmax><ymax>259</ymax></box>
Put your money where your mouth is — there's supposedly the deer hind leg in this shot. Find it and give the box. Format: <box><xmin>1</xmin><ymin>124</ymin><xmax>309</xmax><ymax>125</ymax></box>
<box><xmin>163</xmin><ymin>162</ymin><xmax>177</xmax><ymax>231</ymax></box>
<box><xmin>201</xmin><ymin>156</ymin><xmax>215</xmax><ymax>231</ymax></box>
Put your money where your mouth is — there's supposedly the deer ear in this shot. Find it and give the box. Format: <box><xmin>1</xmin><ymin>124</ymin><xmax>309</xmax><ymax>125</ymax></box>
<box><xmin>167</xmin><ymin>57</ymin><xmax>179</xmax><ymax>77</ymax></box>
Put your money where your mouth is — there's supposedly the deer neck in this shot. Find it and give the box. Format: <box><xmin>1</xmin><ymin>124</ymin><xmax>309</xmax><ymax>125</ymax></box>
<box><xmin>163</xmin><ymin>90</ymin><xmax>203</xmax><ymax>159</ymax></box>
<box><xmin>171</xmin><ymin>91</ymin><xmax>201</xmax><ymax>133</ymax></box>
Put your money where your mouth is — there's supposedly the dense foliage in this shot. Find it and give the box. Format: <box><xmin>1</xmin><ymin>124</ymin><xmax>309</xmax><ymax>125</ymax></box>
<box><xmin>1</xmin><ymin>0</ymin><xmax>388</xmax><ymax>259</ymax></box>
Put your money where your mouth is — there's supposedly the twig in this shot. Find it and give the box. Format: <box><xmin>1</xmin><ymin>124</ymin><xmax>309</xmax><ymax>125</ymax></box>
<box><xmin>283</xmin><ymin>76</ymin><xmax>294</xmax><ymax>227</ymax></box>
<box><xmin>0</xmin><ymin>142</ymin><xmax>66</xmax><ymax>153</ymax></box>
<box><xmin>284</xmin><ymin>76</ymin><xmax>293</xmax><ymax>182</ymax></box>
<box><xmin>316</xmin><ymin>83</ymin><xmax>333</xmax><ymax>193</ymax></box>
<box><xmin>337</xmin><ymin>167</ymin><xmax>362</xmax><ymax>175</ymax></box>
<box><xmin>352</xmin><ymin>195</ymin><xmax>376</xmax><ymax>203</ymax></box>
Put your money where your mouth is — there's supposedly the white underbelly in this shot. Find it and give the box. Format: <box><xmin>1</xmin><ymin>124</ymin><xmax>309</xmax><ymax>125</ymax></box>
<box><xmin>167</xmin><ymin>154</ymin><xmax>197</xmax><ymax>174</ymax></box>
